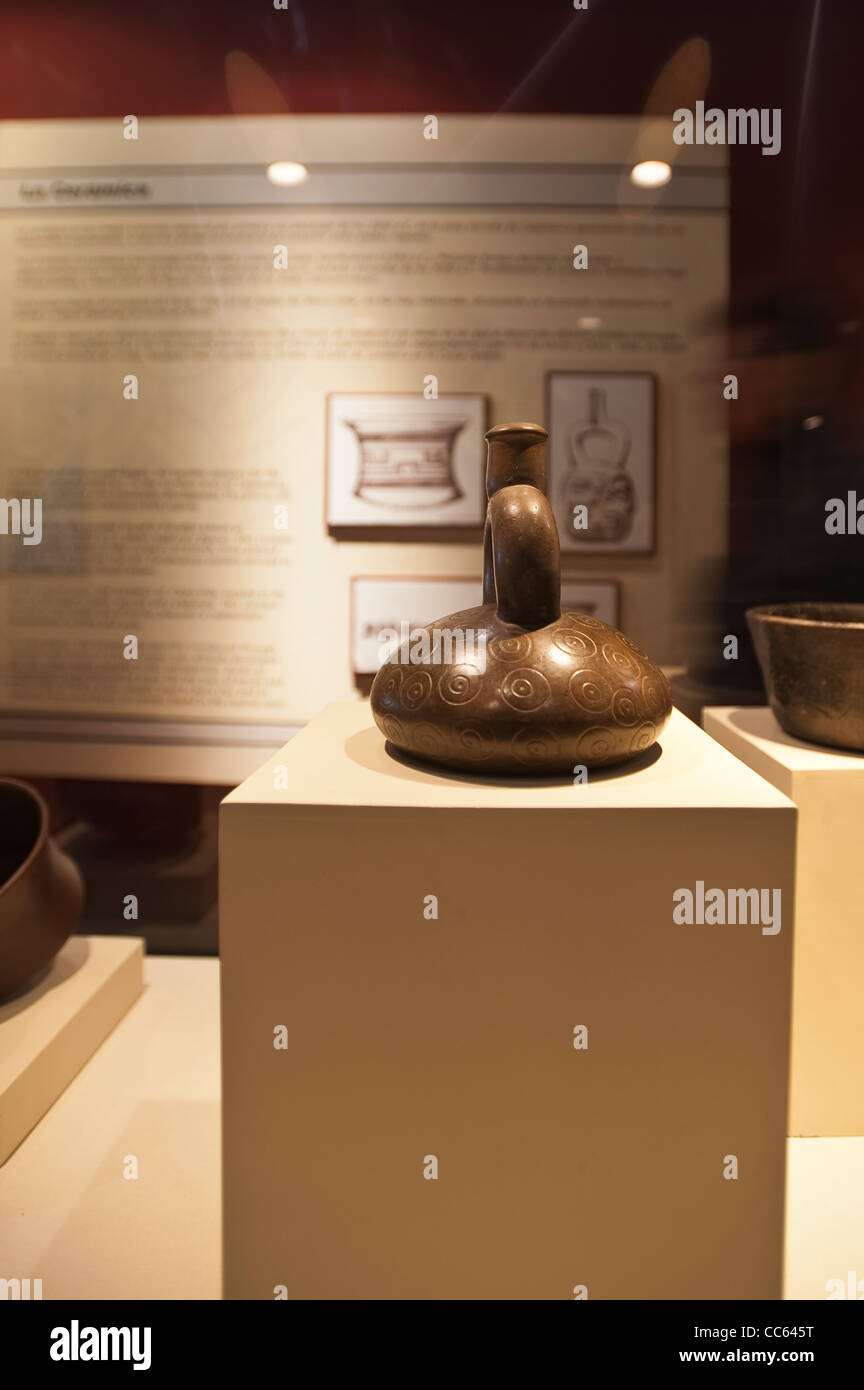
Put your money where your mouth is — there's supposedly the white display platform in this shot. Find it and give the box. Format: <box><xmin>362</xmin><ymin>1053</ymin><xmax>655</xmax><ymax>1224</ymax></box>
<box><xmin>221</xmin><ymin>702</ymin><xmax>797</xmax><ymax>1300</ymax></box>
<box><xmin>0</xmin><ymin>936</ymin><xmax>143</xmax><ymax>1166</ymax></box>
<box><xmin>0</xmin><ymin>955</ymin><xmax>220</xmax><ymax>1300</ymax></box>
<box><xmin>0</xmin><ymin>954</ymin><xmax>858</xmax><ymax>1300</ymax></box>
<box><xmin>786</xmin><ymin>1137</ymin><xmax>864</xmax><ymax>1299</ymax></box>
<box><xmin>704</xmin><ymin>706</ymin><xmax>864</xmax><ymax>1137</ymax></box>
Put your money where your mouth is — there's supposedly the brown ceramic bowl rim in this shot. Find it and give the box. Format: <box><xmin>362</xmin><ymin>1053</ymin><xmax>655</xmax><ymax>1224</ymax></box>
<box><xmin>747</xmin><ymin>603</ymin><xmax>864</xmax><ymax>632</ymax></box>
<box><xmin>0</xmin><ymin>777</ymin><xmax>48</xmax><ymax>902</ymax></box>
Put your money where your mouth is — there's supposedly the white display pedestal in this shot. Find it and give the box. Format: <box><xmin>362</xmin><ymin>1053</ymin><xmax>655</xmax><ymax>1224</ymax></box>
<box><xmin>0</xmin><ymin>936</ymin><xmax>144</xmax><ymax>1165</ymax></box>
<box><xmin>704</xmin><ymin>705</ymin><xmax>864</xmax><ymax>1137</ymax></box>
<box><xmin>220</xmin><ymin>703</ymin><xmax>796</xmax><ymax>1300</ymax></box>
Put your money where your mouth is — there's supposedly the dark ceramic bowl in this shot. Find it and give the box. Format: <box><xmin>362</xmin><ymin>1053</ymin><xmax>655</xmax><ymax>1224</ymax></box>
<box><xmin>747</xmin><ymin>602</ymin><xmax>864</xmax><ymax>752</ymax></box>
<box><xmin>0</xmin><ymin>778</ymin><xmax>85</xmax><ymax>1000</ymax></box>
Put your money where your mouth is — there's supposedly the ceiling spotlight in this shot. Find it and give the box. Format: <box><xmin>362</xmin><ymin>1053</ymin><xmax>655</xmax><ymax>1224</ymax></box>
<box><xmin>630</xmin><ymin>160</ymin><xmax>672</xmax><ymax>189</ymax></box>
<box><xmin>266</xmin><ymin>161</ymin><xmax>309</xmax><ymax>187</ymax></box>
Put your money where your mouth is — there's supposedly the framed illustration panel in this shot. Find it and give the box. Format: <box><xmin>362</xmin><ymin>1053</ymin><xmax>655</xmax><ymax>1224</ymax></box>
<box><xmin>327</xmin><ymin>393</ymin><xmax>488</xmax><ymax>529</ymax></box>
<box><xmin>351</xmin><ymin>575</ymin><xmax>481</xmax><ymax>682</ymax></box>
<box><xmin>560</xmin><ymin>579</ymin><xmax>620</xmax><ymax>629</ymax></box>
<box><xmin>547</xmin><ymin>372</ymin><xmax>656</xmax><ymax>555</ymax></box>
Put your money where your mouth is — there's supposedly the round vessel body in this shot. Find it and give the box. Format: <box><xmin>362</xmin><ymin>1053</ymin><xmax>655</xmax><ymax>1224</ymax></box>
<box><xmin>371</xmin><ymin>603</ymin><xmax>672</xmax><ymax>774</ymax></box>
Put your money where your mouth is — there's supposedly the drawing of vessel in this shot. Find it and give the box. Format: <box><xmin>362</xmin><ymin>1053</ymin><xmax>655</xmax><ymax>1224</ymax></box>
<box><xmin>346</xmin><ymin>416</ymin><xmax>466</xmax><ymax>509</ymax></box>
<box><xmin>561</xmin><ymin>388</ymin><xmax>635</xmax><ymax>542</ymax></box>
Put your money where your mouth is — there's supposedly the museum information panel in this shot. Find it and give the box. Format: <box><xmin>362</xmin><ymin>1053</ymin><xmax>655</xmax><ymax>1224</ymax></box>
<box><xmin>0</xmin><ymin>116</ymin><xmax>726</xmax><ymax>730</ymax></box>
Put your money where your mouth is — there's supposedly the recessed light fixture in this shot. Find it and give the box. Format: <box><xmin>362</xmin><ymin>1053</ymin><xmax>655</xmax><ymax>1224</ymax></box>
<box><xmin>630</xmin><ymin>160</ymin><xmax>672</xmax><ymax>189</ymax></box>
<box><xmin>266</xmin><ymin>161</ymin><xmax>309</xmax><ymax>187</ymax></box>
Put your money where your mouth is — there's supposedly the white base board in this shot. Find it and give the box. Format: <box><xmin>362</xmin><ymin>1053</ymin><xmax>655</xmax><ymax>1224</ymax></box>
<box><xmin>704</xmin><ymin>706</ymin><xmax>864</xmax><ymax>1136</ymax></box>
<box><xmin>0</xmin><ymin>936</ymin><xmax>144</xmax><ymax>1166</ymax></box>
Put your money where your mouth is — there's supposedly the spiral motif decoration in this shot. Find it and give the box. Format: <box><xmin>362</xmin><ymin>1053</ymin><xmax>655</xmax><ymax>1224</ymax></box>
<box><xmin>576</xmin><ymin>726</ymin><xmax>617</xmax><ymax>760</ymax></box>
<box><xmin>610</xmin><ymin>687</ymin><xmax>641</xmax><ymax>726</ymax></box>
<box><xmin>563</xmin><ymin>610</ymin><xmax>606</xmax><ymax>630</ymax></box>
<box><xmin>568</xmin><ymin>668</ymin><xmax>614</xmax><ymax>712</ymax></box>
<box><xmin>376</xmin><ymin>666</ymin><xmax>403</xmax><ymax>707</ymax></box>
<box><xmin>411</xmin><ymin>723</ymin><xmax>447</xmax><ymax>757</ymax></box>
<box><xmin>602</xmin><ymin>643</ymin><xmax>642</xmax><ymax>679</ymax></box>
<box><xmin>489</xmin><ymin>634</ymin><xmax>532</xmax><ymax>663</ymax></box>
<box><xmin>500</xmin><ymin>668</ymin><xmax>551</xmax><ymax>712</ymax></box>
<box><xmin>630</xmin><ymin>722</ymin><xmax>657</xmax><ymax>754</ymax></box>
<box><xmin>438</xmin><ymin>664</ymin><xmax>482</xmax><ymax>705</ymax></box>
<box><xmin>402</xmin><ymin>670</ymin><xmax>433</xmax><ymax>710</ymax></box>
<box><xmin>511</xmin><ymin>726</ymin><xmax>558</xmax><ymax>763</ymax></box>
<box><xmin>380</xmin><ymin>715</ymin><xmax>405</xmax><ymax>745</ymax></box>
<box><xmin>641</xmin><ymin>672</ymin><xmax>670</xmax><ymax>719</ymax></box>
<box><xmin>455</xmin><ymin>721</ymin><xmax>496</xmax><ymax>759</ymax></box>
<box><xmin>619</xmin><ymin>633</ymin><xmax>649</xmax><ymax>658</ymax></box>
<box><xmin>553</xmin><ymin>628</ymin><xmax>598</xmax><ymax>659</ymax></box>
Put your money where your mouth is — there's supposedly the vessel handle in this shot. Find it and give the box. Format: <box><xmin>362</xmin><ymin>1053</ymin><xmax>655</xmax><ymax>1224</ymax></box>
<box><xmin>489</xmin><ymin>484</ymin><xmax>561</xmax><ymax>629</ymax></box>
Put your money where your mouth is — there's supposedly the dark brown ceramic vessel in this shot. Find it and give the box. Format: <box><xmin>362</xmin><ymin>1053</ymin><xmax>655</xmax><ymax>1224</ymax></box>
<box><xmin>370</xmin><ymin>422</ymin><xmax>672</xmax><ymax>774</ymax></box>
<box><xmin>747</xmin><ymin>602</ymin><xmax>864</xmax><ymax>751</ymax></box>
<box><xmin>0</xmin><ymin>778</ymin><xmax>85</xmax><ymax>1000</ymax></box>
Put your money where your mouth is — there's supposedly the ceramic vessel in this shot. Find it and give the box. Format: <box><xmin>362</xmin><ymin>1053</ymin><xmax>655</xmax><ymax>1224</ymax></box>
<box><xmin>747</xmin><ymin>602</ymin><xmax>864</xmax><ymax>751</ymax></box>
<box><xmin>371</xmin><ymin>421</ymin><xmax>672</xmax><ymax>774</ymax></box>
<box><xmin>0</xmin><ymin>778</ymin><xmax>85</xmax><ymax>1000</ymax></box>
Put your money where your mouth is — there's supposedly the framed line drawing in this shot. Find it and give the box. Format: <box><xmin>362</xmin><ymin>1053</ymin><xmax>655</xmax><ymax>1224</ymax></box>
<box><xmin>350</xmin><ymin>574</ymin><xmax>481</xmax><ymax>682</ymax></box>
<box><xmin>546</xmin><ymin>372</ymin><xmax>656</xmax><ymax>555</ymax></box>
<box><xmin>327</xmin><ymin>392</ymin><xmax>488</xmax><ymax>529</ymax></box>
